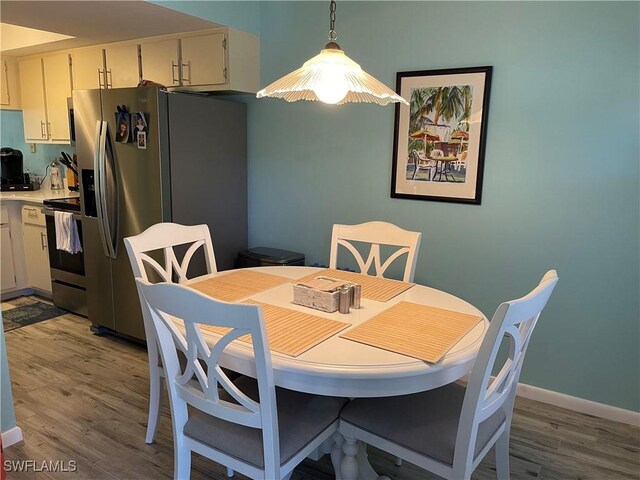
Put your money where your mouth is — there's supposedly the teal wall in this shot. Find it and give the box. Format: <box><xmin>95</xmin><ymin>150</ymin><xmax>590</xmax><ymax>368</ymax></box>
<box><xmin>243</xmin><ymin>1</ymin><xmax>639</xmax><ymax>410</ymax></box>
<box><xmin>1</xmin><ymin>316</ymin><xmax>17</xmax><ymax>434</ymax></box>
<box><xmin>0</xmin><ymin>110</ymin><xmax>74</xmax><ymax>177</ymax></box>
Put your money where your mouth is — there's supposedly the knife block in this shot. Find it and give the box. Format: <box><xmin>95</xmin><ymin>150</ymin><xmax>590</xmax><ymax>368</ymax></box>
<box><xmin>66</xmin><ymin>168</ymin><xmax>79</xmax><ymax>191</ymax></box>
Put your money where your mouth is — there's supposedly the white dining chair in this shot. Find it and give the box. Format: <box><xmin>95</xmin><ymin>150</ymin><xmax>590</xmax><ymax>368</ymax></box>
<box><xmin>124</xmin><ymin>222</ymin><xmax>217</xmax><ymax>444</ymax></box>
<box><xmin>329</xmin><ymin>221</ymin><xmax>422</xmax><ymax>282</ymax></box>
<box><xmin>136</xmin><ymin>279</ymin><xmax>349</xmax><ymax>480</ymax></box>
<box><xmin>339</xmin><ymin>270</ymin><xmax>559</xmax><ymax>480</ymax></box>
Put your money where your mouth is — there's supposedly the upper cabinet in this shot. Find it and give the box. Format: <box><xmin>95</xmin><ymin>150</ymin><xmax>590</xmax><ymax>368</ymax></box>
<box><xmin>18</xmin><ymin>57</ymin><xmax>45</xmax><ymax>141</ymax></box>
<box><xmin>0</xmin><ymin>56</ymin><xmax>22</xmax><ymax>110</ymax></box>
<box><xmin>72</xmin><ymin>42</ymin><xmax>140</xmax><ymax>90</ymax></box>
<box><xmin>103</xmin><ymin>43</ymin><xmax>140</xmax><ymax>88</ymax></box>
<box><xmin>140</xmin><ymin>28</ymin><xmax>259</xmax><ymax>93</ymax></box>
<box><xmin>71</xmin><ymin>46</ymin><xmax>104</xmax><ymax>90</ymax></box>
<box><xmin>43</xmin><ymin>54</ymin><xmax>73</xmax><ymax>142</ymax></box>
<box><xmin>180</xmin><ymin>33</ymin><xmax>226</xmax><ymax>87</ymax></box>
<box><xmin>19</xmin><ymin>52</ymin><xmax>72</xmax><ymax>143</ymax></box>
<box><xmin>139</xmin><ymin>37</ymin><xmax>180</xmax><ymax>87</ymax></box>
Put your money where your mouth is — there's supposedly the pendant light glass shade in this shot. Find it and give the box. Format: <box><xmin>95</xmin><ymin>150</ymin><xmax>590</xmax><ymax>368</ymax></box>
<box><xmin>257</xmin><ymin>47</ymin><xmax>408</xmax><ymax>106</ymax></box>
<box><xmin>256</xmin><ymin>1</ymin><xmax>408</xmax><ymax>106</ymax></box>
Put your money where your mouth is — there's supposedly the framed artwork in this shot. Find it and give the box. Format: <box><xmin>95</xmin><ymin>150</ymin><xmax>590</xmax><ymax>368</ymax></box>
<box><xmin>391</xmin><ymin>66</ymin><xmax>492</xmax><ymax>204</ymax></box>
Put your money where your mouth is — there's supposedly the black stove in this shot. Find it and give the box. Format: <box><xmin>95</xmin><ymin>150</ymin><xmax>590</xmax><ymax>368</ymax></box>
<box><xmin>43</xmin><ymin>197</ymin><xmax>81</xmax><ymax>212</ymax></box>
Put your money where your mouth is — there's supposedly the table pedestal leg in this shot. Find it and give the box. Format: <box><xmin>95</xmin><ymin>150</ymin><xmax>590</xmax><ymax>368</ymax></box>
<box><xmin>331</xmin><ymin>432</ymin><xmax>345</xmax><ymax>480</ymax></box>
<box><xmin>341</xmin><ymin>438</ymin><xmax>388</xmax><ymax>480</ymax></box>
<box><xmin>341</xmin><ymin>437</ymin><xmax>359</xmax><ymax>480</ymax></box>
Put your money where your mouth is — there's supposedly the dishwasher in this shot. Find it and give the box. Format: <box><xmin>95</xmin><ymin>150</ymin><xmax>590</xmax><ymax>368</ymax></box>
<box><xmin>43</xmin><ymin>197</ymin><xmax>87</xmax><ymax>316</ymax></box>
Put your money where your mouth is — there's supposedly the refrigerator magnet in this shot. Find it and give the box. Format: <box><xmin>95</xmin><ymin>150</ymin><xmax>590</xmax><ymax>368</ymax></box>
<box><xmin>133</xmin><ymin>112</ymin><xmax>147</xmax><ymax>139</ymax></box>
<box><xmin>137</xmin><ymin>131</ymin><xmax>147</xmax><ymax>149</ymax></box>
<box><xmin>115</xmin><ymin>106</ymin><xmax>131</xmax><ymax>143</ymax></box>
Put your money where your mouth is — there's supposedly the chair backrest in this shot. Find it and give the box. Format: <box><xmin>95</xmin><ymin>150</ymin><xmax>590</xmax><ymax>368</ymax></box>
<box><xmin>124</xmin><ymin>222</ymin><xmax>218</xmax><ymax>363</ymax></box>
<box><xmin>329</xmin><ymin>221</ymin><xmax>422</xmax><ymax>282</ymax></box>
<box><xmin>454</xmin><ymin>270</ymin><xmax>559</xmax><ymax>468</ymax></box>
<box><xmin>124</xmin><ymin>222</ymin><xmax>217</xmax><ymax>283</ymax></box>
<box><xmin>136</xmin><ymin>279</ymin><xmax>281</xmax><ymax>478</ymax></box>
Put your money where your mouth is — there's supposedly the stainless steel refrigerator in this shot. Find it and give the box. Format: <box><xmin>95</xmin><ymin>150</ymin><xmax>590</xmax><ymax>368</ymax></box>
<box><xmin>73</xmin><ymin>87</ymin><xmax>247</xmax><ymax>341</ymax></box>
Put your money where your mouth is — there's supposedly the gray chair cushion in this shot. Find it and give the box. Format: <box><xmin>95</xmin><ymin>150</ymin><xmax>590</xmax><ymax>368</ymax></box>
<box><xmin>340</xmin><ymin>383</ymin><xmax>506</xmax><ymax>466</ymax></box>
<box><xmin>184</xmin><ymin>376</ymin><xmax>348</xmax><ymax>468</ymax></box>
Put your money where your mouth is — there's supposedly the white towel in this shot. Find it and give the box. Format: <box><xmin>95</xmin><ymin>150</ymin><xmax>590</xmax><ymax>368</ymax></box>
<box><xmin>54</xmin><ymin>211</ymin><xmax>83</xmax><ymax>254</ymax></box>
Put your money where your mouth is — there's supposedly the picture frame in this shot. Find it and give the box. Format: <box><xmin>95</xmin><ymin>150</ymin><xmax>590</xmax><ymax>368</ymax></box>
<box><xmin>391</xmin><ymin>66</ymin><xmax>492</xmax><ymax>204</ymax></box>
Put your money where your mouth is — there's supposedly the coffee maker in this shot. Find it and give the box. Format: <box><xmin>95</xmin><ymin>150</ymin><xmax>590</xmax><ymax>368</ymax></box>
<box><xmin>0</xmin><ymin>148</ymin><xmax>39</xmax><ymax>191</ymax></box>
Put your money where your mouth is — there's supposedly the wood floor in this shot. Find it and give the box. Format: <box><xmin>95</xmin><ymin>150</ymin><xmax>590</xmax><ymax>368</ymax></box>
<box><xmin>2</xmin><ymin>309</ymin><xmax>639</xmax><ymax>480</ymax></box>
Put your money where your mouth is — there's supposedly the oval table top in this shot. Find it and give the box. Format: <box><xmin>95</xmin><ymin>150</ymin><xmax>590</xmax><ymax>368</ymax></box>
<box><xmin>192</xmin><ymin>266</ymin><xmax>488</xmax><ymax>398</ymax></box>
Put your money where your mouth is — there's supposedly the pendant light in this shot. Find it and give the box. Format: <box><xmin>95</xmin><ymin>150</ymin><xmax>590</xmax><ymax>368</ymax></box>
<box><xmin>256</xmin><ymin>0</ymin><xmax>408</xmax><ymax>106</ymax></box>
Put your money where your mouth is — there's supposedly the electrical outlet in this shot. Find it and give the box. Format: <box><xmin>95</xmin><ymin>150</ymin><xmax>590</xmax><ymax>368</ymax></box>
<box><xmin>29</xmin><ymin>143</ymin><xmax>36</xmax><ymax>153</ymax></box>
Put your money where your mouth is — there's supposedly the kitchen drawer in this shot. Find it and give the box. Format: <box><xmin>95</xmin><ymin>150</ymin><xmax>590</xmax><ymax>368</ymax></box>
<box><xmin>22</xmin><ymin>204</ymin><xmax>46</xmax><ymax>226</ymax></box>
<box><xmin>0</xmin><ymin>205</ymin><xmax>8</xmax><ymax>224</ymax></box>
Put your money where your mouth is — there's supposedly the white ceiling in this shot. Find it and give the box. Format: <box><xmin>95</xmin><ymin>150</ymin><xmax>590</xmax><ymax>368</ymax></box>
<box><xmin>0</xmin><ymin>1</ymin><xmax>219</xmax><ymax>56</ymax></box>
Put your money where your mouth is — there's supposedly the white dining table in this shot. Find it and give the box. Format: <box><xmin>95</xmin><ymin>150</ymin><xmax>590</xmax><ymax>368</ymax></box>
<box><xmin>187</xmin><ymin>265</ymin><xmax>489</xmax><ymax>479</ymax></box>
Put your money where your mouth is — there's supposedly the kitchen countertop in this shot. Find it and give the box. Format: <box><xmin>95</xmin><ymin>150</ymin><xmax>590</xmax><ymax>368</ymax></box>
<box><xmin>0</xmin><ymin>188</ymin><xmax>80</xmax><ymax>204</ymax></box>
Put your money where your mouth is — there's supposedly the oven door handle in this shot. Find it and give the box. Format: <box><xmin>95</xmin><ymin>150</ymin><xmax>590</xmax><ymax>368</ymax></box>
<box><xmin>44</xmin><ymin>208</ymin><xmax>82</xmax><ymax>222</ymax></box>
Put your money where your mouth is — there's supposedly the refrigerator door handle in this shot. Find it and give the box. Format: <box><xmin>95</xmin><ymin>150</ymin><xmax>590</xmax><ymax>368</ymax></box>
<box><xmin>93</xmin><ymin>120</ymin><xmax>111</xmax><ymax>258</ymax></box>
<box><xmin>102</xmin><ymin>121</ymin><xmax>120</xmax><ymax>258</ymax></box>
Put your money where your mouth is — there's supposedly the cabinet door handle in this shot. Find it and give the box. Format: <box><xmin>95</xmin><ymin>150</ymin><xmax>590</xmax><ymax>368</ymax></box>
<box><xmin>106</xmin><ymin>69</ymin><xmax>113</xmax><ymax>89</ymax></box>
<box><xmin>171</xmin><ymin>61</ymin><xmax>180</xmax><ymax>85</ymax></box>
<box><xmin>24</xmin><ymin>207</ymin><xmax>37</xmax><ymax>218</ymax></box>
<box><xmin>181</xmin><ymin>61</ymin><xmax>191</xmax><ymax>85</ymax></box>
<box><xmin>40</xmin><ymin>231</ymin><xmax>47</xmax><ymax>250</ymax></box>
<box><xmin>98</xmin><ymin>68</ymin><xmax>105</xmax><ymax>89</ymax></box>
<box><xmin>41</xmin><ymin>121</ymin><xmax>47</xmax><ymax>138</ymax></box>
<box><xmin>46</xmin><ymin>122</ymin><xmax>51</xmax><ymax>139</ymax></box>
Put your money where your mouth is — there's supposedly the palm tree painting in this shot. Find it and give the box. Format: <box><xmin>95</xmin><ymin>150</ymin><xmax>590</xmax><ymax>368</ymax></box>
<box><xmin>407</xmin><ymin>85</ymin><xmax>473</xmax><ymax>183</ymax></box>
<box><xmin>392</xmin><ymin>67</ymin><xmax>492</xmax><ymax>204</ymax></box>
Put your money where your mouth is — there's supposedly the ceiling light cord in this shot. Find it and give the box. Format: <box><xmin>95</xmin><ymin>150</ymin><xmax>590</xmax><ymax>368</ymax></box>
<box><xmin>328</xmin><ymin>0</ymin><xmax>337</xmax><ymax>42</ymax></box>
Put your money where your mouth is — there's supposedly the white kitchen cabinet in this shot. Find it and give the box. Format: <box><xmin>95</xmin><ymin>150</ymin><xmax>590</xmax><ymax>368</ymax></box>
<box><xmin>180</xmin><ymin>33</ymin><xmax>226</xmax><ymax>87</ymax></box>
<box><xmin>141</xmin><ymin>34</ymin><xmax>225</xmax><ymax>88</ymax></box>
<box><xmin>72</xmin><ymin>43</ymin><xmax>139</xmax><ymax>90</ymax></box>
<box><xmin>0</xmin><ymin>56</ymin><xmax>22</xmax><ymax>110</ymax></box>
<box><xmin>43</xmin><ymin>53</ymin><xmax>72</xmax><ymax>142</ymax></box>
<box><xmin>19</xmin><ymin>57</ymin><xmax>47</xmax><ymax>141</ymax></box>
<box><xmin>140</xmin><ymin>28</ymin><xmax>259</xmax><ymax>93</ymax></box>
<box><xmin>140</xmin><ymin>37</ymin><xmax>180</xmax><ymax>87</ymax></box>
<box><xmin>21</xmin><ymin>205</ymin><xmax>51</xmax><ymax>293</ymax></box>
<box><xmin>71</xmin><ymin>46</ymin><xmax>104</xmax><ymax>90</ymax></box>
<box><xmin>19</xmin><ymin>52</ymin><xmax>72</xmax><ymax>143</ymax></box>
<box><xmin>1</xmin><ymin>206</ymin><xmax>16</xmax><ymax>292</ymax></box>
<box><xmin>103</xmin><ymin>43</ymin><xmax>140</xmax><ymax>88</ymax></box>
<box><xmin>1</xmin><ymin>227</ymin><xmax>16</xmax><ymax>291</ymax></box>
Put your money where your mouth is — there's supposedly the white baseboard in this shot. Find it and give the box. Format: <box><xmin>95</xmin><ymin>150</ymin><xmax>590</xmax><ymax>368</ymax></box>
<box><xmin>1</xmin><ymin>426</ymin><xmax>23</xmax><ymax>448</ymax></box>
<box><xmin>516</xmin><ymin>383</ymin><xmax>640</xmax><ymax>427</ymax></box>
<box><xmin>457</xmin><ymin>375</ymin><xmax>640</xmax><ymax>427</ymax></box>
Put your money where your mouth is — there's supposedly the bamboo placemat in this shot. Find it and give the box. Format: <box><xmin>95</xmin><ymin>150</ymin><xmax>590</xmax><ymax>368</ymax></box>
<box><xmin>297</xmin><ymin>268</ymin><xmax>414</xmax><ymax>302</ymax></box>
<box><xmin>189</xmin><ymin>270</ymin><xmax>291</xmax><ymax>302</ymax></box>
<box><xmin>199</xmin><ymin>301</ymin><xmax>350</xmax><ymax>357</ymax></box>
<box><xmin>341</xmin><ymin>301</ymin><xmax>482</xmax><ymax>363</ymax></box>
